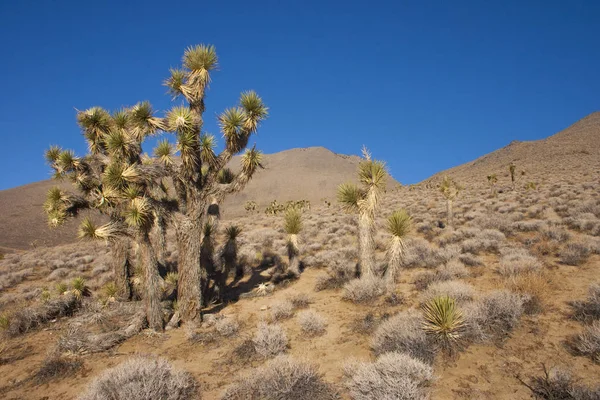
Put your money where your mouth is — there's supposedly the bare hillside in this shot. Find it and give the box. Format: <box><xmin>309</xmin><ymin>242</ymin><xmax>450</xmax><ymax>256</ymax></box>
<box><xmin>425</xmin><ymin>111</ymin><xmax>600</xmax><ymax>185</ymax></box>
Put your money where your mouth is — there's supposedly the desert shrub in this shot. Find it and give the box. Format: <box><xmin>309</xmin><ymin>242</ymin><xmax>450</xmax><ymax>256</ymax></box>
<box><xmin>222</xmin><ymin>355</ymin><xmax>337</xmax><ymax>400</ymax></box>
<box><xmin>343</xmin><ymin>352</ymin><xmax>433</xmax><ymax>400</ymax></box>
<box><xmin>297</xmin><ymin>310</ymin><xmax>327</xmax><ymax>336</ymax></box>
<box><xmin>401</xmin><ymin>238</ymin><xmax>456</xmax><ymax>269</ymax></box>
<box><xmin>0</xmin><ymin>269</ymin><xmax>33</xmax><ymax>291</ymax></box>
<box><xmin>271</xmin><ymin>300</ymin><xmax>294</xmax><ymax>321</ymax></box>
<box><xmin>80</xmin><ymin>356</ymin><xmax>198</xmax><ymax>400</ymax></box>
<box><xmin>568</xmin><ymin>321</ymin><xmax>600</xmax><ymax>363</ymax></box>
<box><xmin>253</xmin><ymin>322</ymin><xmax>288</xmax><ymax>358</ymax></box>
<box><xmin>215</xmin><ymin>317</ymin><xmax>240</xmax><ymax>337</ymax></box>
<box><xmin>422</xmin><ymin>296</ymin><xmax>465</xmax><ymax>352</ymax></box>
<box><xmin>463</xmin><ymin>290</ymin><xmax>525</xmax><ymax>342</ymax></box>
<box><xmin>342</xmin><ymin>277</ymin><xmax>386</xmax><ymax>303</ymax></box>
<box><xmin>474</xmin><ymin>215</ymin><xmax>513</xmax><ymax>236</ymax></box>
<box><xmin>421</xmin><ymin>280</ymin><xmax>475</xmax><ymax>305</ymax></box>
<box><xmin>497</xmin><ymin>248</ymin><xmax>542</xmax><ymax>277</ymax></box>
<box><xmin>47</xmin><ymin>268</ymin><xmax>69</xmax><ymax>281</ymax></box>
<box><xmin>461</xmin><ymin>229</ymin><xmax>505</xmax><ymax>254</ymax></box>
<box><xmin>512</xmin><ymin>220</ymin><xmax>546</xmax><ymax>232</ymax></box>
<box><xmin>542</xmin><ymin>227</ymin><xmax>571</xmax><ymax>243</ymax></box>
<box><xmin>569</xmin><ymin>284</ymin><xmax>600</xmax><ymax>322</ymax></box>
<box><xmin>371</xmin><ymin>310</ymin><xmax>436</xmax><ymax>364</ymax></box>
<box><xmin>289</xmin><ymin>293</ymin><xmax>311</xmax><ymax>309</ymax></box>
<box><xmin>351</xmin><ymin>312</ymin><xmax>381</xmax><ymax>335</ymax></box>
<box><xmin>414</xmin><ymin>261</ymin><xmax>469</xmax><ymax>290</ymax></box>
<box><xmin>522</xmin><ymin>366</ymin><xmax>600</xmax><ymax>399</ymax></box>
<box><xmin>560</xmin><ymin>242</ymin><xmax>591</xmax><ymax>266</ymax></box>
<box><xmin>7</xmin><ymin>293</ymin><xmax>80</xmax><ymax>336</ymax></box>
<box><xmin>315</xmin><ymin>261</ymin><xmax>356</xmax><ymax>291</ymax></box>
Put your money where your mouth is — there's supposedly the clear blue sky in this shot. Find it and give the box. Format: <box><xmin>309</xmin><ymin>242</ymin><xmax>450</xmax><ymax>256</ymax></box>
<box><xmin>1</xmin><ymin>0</ymin><xmax>599</xmax><ymax>190</ymax></box>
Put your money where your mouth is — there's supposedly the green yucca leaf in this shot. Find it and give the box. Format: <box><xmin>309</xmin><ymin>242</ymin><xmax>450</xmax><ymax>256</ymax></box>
<box><xmin>225</xmin><ymin>225</ymin><xmax>242</xmax><ymax>240</ymax></box>
<box><xmin>178</xmin><ymin>130</ymin><xmax>200</xmax><ymax>170</ymax></box>
<box><xmin>167</xmin><ymin>106</ymin><xmax>198</xmax><ymax>133</ymax></box>
<box><xmin>103</xmin><ymin>282</ymin><xmax>118</xmax><ymax>298</ymax></box>
<box><xmin>183</xmin><ymin>44</ymin><xmax>218</xmax><ymax>73</ymax></box>
<box><xmin>239</xmin><ymin>91</ymin><xmax>268</xmax><ymax>132</ymax></box>
<box><xmin>164</xmin><ymin>68</ymin><xmax>186</xmax><ymax>99</ymax></box>
<box><xmin>45</xmin><ymin>145</ymin><xmax>62</xmax><ymax>165</ymax></box>
<box><xmin>440</xmin><ymin>175</ymin><xmax>461</xmax><ymax>199</ymax></box>
<box><xmin>241</xmin><ymin>146</ymin><xmax>263</xmax><ymax>175</ymax></box>
<box><xmin>103</xmin><ymin>162</ymin><xmax>139</xmax><ymax>190</ymax></box>
<box><xmin>124</xmin><ymin>197</ymin><xmax>153</xmax><ymax>229</ymax></box>
<box><xmin>123</xmin><ymin>185</ymin><xmax>142</xmax><ymax>200</ymax></box>
<box><xmin>337</xmin><ymin>183</ymin><xmax>363</xmax><ymax>212</ymax></box>
<box><xmin>58</xmin><ymin>150</ymin><xmax>79</xmax><ymax>171</ymax></box>
<box><xmin>130</xmin><ymin>101</ymin><xmax>164</xmax><ymax>139</ymax></box>
<box><xmin>358</xmin><ymin>158</ymin><xmax>387</xmax><ymax>190</ymax></box>
<box><xmin>78</xmin><ymin>217</ymin><xmax>120</xmax><ymax>240</ymax></box>
<box><xmin>200</xmin><ymin>134</ymin><xmax>217</xmax><ymax>166</ymax></box>
<box><xmin>77</xmin><ymin>107</ymin><xmax>112</xmax><ymax>134</ymax></box>
<box><xmin>56</xmin><ymin>282</ymin><xmax>68</xmax><ymax>295</ymax></box>
<box><xmin>219</xmin><ymin>107</ymin><xmax>245</xmax><ymax>150</ymax></box>
<box><xmin>112</xmin><ymin>109</ymin><xmax>130</xmax><ymax>129</ymax></box>
<box><xmin>44</xmin><ymin>187</ymin><xmax>66</xmax><ymax>211</ymax></box>
<box><xmin>47</xmin><ymin>209</ymin><xmax>67</xmax><ymax>227</ymax></box>
<box><xmin>105</xmin><ymin>129</ymin><xmax>135</xmax><ymax>158</ymax></box>
<box><xmin>387</xmin><ymin>209</ymin><xmax>412</xmax><ymax>238</ymax></box>
<box><xmin>422</xmin><ymin>296</ymin><xmax>465</xmax><ymax>344</ymax></box>
<box><xmin>71</xmin><ymin>277</ymin><xmax>88</xmax><ymax>299</ymax></box>
<box><xmin>217</xmin><ymin>168</ymin><xmax>235</xmax><ymax>184</ymax></box>
<box><xmin>203</xmin><ymin>221</ymin><xmax>215</xmax><ymax>238</ymax></box>
<box><xmin>154</xmin><ymin>139</ymin><xmax>174</xmax><ymax>165</ymax></box>
<box><xmin>284</xmin><ymin>208</ymin><xmax>302</xmax><ymax>235</ymax></box>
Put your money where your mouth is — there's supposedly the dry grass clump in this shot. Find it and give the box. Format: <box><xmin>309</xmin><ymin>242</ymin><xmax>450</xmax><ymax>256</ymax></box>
<box><xmin>342</xmin><ymin>277</ymin><xmax>386</xmax><ymax>303</ymax></box>
<box><xmin>421</xmin><ymin>280</ymin><xmax>475</xmax><ymax>305</ymax></box>
<box><xmin>560</xmin><ymin>242</ymin><xmax>591</xmax><ymax>266</ymax></box>
<box><xmin>458</xmin><ymin>253</ymin><xmax>482</xmax><ymax>266</ymax></box>
<box><xmin>402</xmin><ymin>238</ymin><xmax>456</xmax><ymax>269</ymax></box>
<box><xmin>542</xmin><ymin>227</ymin><xmax>571</xmax><ymax>242</ymax></box>
<box><xmin>289</xmin><ymin>293</ymin><xmax>311</xmax><ymax>309</ymax></box>
<box><xmin>34</xmin><ymin>354</ymin><xmax>82</xmax><ymax>383</ymax></box>
<box><xmin>567</xmin><ymin>321</ymin><xmax>600</xmax><ymax>363</ymax></box>
<box><xmin>521</xmin><ymin>366</ymin><xmax>600</xmax><ymax>399</ymax></box>
<box><xmin>460</xmin><ymin>229</ymin><xmax>506</xmax><ymax>254</ymax></box>
<box><xmin>414</xmin><ymin>260</ymin><xmax>469</xmax><ymax>290</ymax></box>
<box><xmin>297</xmin><ymin>310</ymin><xmax>327</xmax><ymax>336</ymax></box>
<box><xmin>351</xmin><ymin>312</ymin><xmax>383</xmax><ymax>335</ymax></box>
<box><xmin>253</xmin><ymin>322</ymin><xmax>288</xmax><ymax>358</ymax></box>
<box><xmin>0</xmin><ymin>268</ymin><xmax>33</xmax><ymax>291</ymax></box>
<box><xmin>569</xmin><ymin>284</ymin><xmax>600</xmax><ymax>322</ymax></box>
<box><xmin>497</xmin><ymin>248</ymin><xmax>543</xmax><ymax>277</ymax></box>
<box><xmin>463</xmin><ymin>290</ymin><xmax>525</xmax><ymax>342</ymax></box>
<box><xmin>343</xmin><ymin>352</ymin><xmax>433</xmax><ymax>400</ymax></box>
<box><xmin>215</xmin><ymin>317</ymin><xmax>240</xmax><ymax>337</ymax></box>
<box><xmin>315</xmin><ymin>261</ymin><xmax>356</xmax><ymax>291</ymax></box>
<box><xmin>7</xmin><ymin>293</ymin><xmax>80</xmax><ymax>336</ymax></box>
<box><xmin>506</xmin><ymin>272</ymin><xmax>551</xmax><ymax>314</ymax></box>
<box><xmin>222</xmin><ymin>355</ymin><xmax>338</xmax><ymax>400</ymax></box>
<box><xmin>80</xmin><ymin>356</ymin><xmax>199</xmax><ymax>400</ymax></box>
<box><xmin>371</xmin><ymin>310</ymin><xmax>436</xmax><ymax>364</ymax></box>
<box><xmin>270</xmin><ymin>300</ymin><xmax>294</xmax><ymax>321</ymax></box>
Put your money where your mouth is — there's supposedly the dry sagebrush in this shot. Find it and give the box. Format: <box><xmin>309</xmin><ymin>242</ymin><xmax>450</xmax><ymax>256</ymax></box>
<box><xmin>297</xmin><ymin>310</ymin><xmax>327</xmax><ymax>336</ymax></box>
<box><xmin>253</xmin><ymin>322</ymin><xmax>288</xmax><ymax>358</ymax></box>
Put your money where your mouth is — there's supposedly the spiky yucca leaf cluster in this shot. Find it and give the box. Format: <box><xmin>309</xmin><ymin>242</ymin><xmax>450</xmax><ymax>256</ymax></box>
<box><xmin>217</xmin><ymin>168</ymin><xmax>235</xmax><ymax>184</ymax></box>
<box><xmin>71</xmin><ymin>277</ymin><xmax>88</xmax><ymax>299</ymax></box>
<box><xmin>387</xmin><ymin>210</ymin><xmax>412</xmax><ymax>238</ymax></box>
<box><xmin>422</xmin><ymin>296</ymin><xmax>465</xmax><ymax>347</ymax></box>
<box><xmin>440</xmin><ymin>175</ymin><xmax>462</xmax><ymax>200</ymax></box>
<box><xmin>225</xmin><ymin>225</ymin><xmax>242</xmax><ymax>240</ymax></box>
<box><xmin>124</xmin><ymin>197</ymin><xmax>153</xmax><ymax>229</ymax></box>
<box><xmin>78</xmin><ymin>217</ymin><xmax>121</xmax><ymax>241</ymax></box>
<box><xmin>284</xmin><ymin>208</ymin><xmax>303</xmax><ymax>235</ymax></box>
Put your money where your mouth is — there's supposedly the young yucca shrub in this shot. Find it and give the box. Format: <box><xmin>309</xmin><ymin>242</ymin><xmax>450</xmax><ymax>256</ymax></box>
<box><xmin>422</xmin><ymin>296</ymin><xmax>465</xmax><ymax>352</ymax></box>
<box><xmin>253</xmin><ymin>322</ymin><xmax>288</xmax><ymax>358</ymax></box>
<box><xmin>344</xmin><ymin>352</ymin><xmax>434</xmax><ymax>400</ymax></box>
<box><xmin>80</xmin><ymin>356</ymin><xmax>198</xmax><ymax>400</ymax></box>
<box><xmin>102</xmin><ymin>282</ymin><xmax>119</xmax><ymax>300</ymax></box>
<box><xmin>71</xmin><ymin>277</ymin><xmax>89</xmax><ymax>299</ymax></box>
<box><xmin>56</xmin><ymin>282</ymin><xmax>69</xmax><ymax>296</ymax></box>
<box><xmin>284</xmin><ymin>208</ymin><xmax>303</xmax><ymax>235</ymax></box>
<box><xmin>222</xmin><ymin>355</ymin><xmax>338</xmax><ymax>400</ymax></box>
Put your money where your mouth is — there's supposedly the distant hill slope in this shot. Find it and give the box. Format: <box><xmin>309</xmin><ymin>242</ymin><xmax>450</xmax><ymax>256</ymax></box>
<box><xmin>424</xmin><ymin>111</ymin><xmax>600</xmax><ymax>185</ymax></box>
<box><xmin>0</xmin><ymin>147</ymin><xmax>399</xmax><ymax>251</ymax></box>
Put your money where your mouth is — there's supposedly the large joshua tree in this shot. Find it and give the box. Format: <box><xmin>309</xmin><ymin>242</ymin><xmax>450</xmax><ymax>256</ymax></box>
<box><xmin>160</xmin><ymin>45</ymin><xmax>268</xmax><ymax>324</ymax></box>
<box><xmin>439</xmin><ymin>175</ymin><xmax>462</xmax><ymax>229</ymax></box>
<box><xmin>487</xmin><ymin>174</ymin><xmax>498</xmax><ymax>196</ymax></box>
<box><xmin>44</xmin><ymin>103</ymin><xmax>169</xmax><ymax>330</ymax></box>
<box><xmin>337</xmin><ymin>147</ymin><xmax>387</xmax><ymax>278</ymax></box>
<box><xmin>384</xmin><ymin>209</ymin><xmax>412</xmax><ymax>284</ymax></box>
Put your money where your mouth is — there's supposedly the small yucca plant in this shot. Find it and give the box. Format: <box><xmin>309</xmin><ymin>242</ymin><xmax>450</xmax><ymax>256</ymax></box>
<box><xmin>284</xmin><ymin>208</ymin><xmax>303</xmax><ymax>276</ymax></box>
<box><xmin>225</xmin><ymin>225</ymin><xmax>242</xmax><ymax>240</ymax></box>
<box><xmin>40</xmin><ymin>288</ymin><xmax>51</xmax><ymax>302</ymax></box>
<box><xmin>422</xmin><ymin>296</ymin><xmax>465</xmax><ymax>351</ymax></box>
<box><xmin>0</xmin><ymin>314</ymin><xmax>10</xmax><ymax>330</ymax></box>
<box><xmin>71</xmin><ymin>277</ymin><xmax>89</xmax><ymax>299</ymax></box>
<box><xmin>284</xmin><ymin>208</ymin><xmax>302</xmax><ymax>235</ymax></box>
<box><xmin>103</xmin><ymin>282</ymin><xmax>119</xmax><ymax>300</ymax></box>
<box><xmin>56</xmin><ymin>282</ymin><xmax>69</xmax><ymax>296</ymax></box>
<box><xmin>385</xmin><ymin>209</ymin><xmax>412</xmax><ymax>283</ymax></box>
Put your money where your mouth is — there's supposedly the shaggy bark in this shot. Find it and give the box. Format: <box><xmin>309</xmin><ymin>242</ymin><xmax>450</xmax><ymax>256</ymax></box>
<box><xmin>287</xmin><ymin>234</ymin><xmax>301</xmax><ymax>276</ymax></box>
<box><xmin>139</xmin><ymin>232</ymin><xmax>164</xmax><ymax>331</ymax></box>
<box><xmin>385</xmin><ymin>236</ymin><xmax>403</xmax><ymax>284</ymax></box>
<box><xmin>358</xmin><ymin>213</ymin><xmax>376</xmax><ymax>278</ymax></box>
<box><xmin>446</xmin><ymin>199</ymin><xmax>454</xmax><ymax>229</ymax></box>
<box><xmin>176</xmin><ymin>214</ymin><xmax>204</xmax><ymax>324</ymax></box>
<box><xmin>111</xmin><ymin>239</ymin><xmax>132</xmax><ymax>301</ymax></box>
<box><xmin>153</xmin><ymin>212</ymin><xmax>168</xmax><ymax>265</ymax></box>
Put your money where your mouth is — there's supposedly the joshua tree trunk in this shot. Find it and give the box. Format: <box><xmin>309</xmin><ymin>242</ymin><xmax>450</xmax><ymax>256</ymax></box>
<box><xmin>446</xmin><ymin>199</ymin><xmax>454</xmax><ymax>229</ymax></box>
<box><xmin>385</xmin><ymin>236</ymin><xmax>403</xmax><ymax>284</ymax></box>
<box><xmin>287</xmin><ymin>234</ymin><xmax>300</xmax><ymax>276</ymax></box>
<box><xmin>358</xmin><ymin>213</ymin><xmax>376</xmax><ymax>278</ymax></box>
<box><xmin>110</xmin><ymin>239</ymin><xmax>132</xmax><ymax>300</ymax></box>
<box><xmin>153</xmin><ymin>213</ymin><xmax>167</xmax><ymax>265</ymax></box>
<box><xmin>175</xmin><ymin>214</ymin><xmax>204</xmax><ymax>324</ymax></box>
<box><xmin>139</xmin><ymin>232</ymin><xmax>164</xmax><ymax>331</ymax></box>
